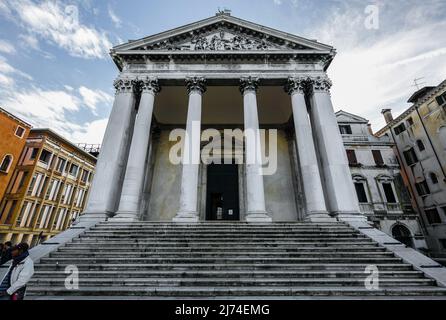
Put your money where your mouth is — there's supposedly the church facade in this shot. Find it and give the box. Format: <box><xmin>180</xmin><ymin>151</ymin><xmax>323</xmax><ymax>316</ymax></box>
<box><xmin>83</xmin><ymin>12</ymin><xmax>363</xmax><ymax>223</ymax></box>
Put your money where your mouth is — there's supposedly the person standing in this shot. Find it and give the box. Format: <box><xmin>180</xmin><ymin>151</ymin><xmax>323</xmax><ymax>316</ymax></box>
<box><xmin>0</xmin><ymin>243</ymin><xmax>34</xmax><ymax>300</ymax></box>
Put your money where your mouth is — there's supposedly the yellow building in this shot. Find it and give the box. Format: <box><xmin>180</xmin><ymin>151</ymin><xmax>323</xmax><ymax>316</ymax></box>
<box><xmin>0</xmin><ymin>128</ymin><xmax>96</xmax><ymax>246</ymax></box>
<box><xmin>376</xmin><ymin>80</ymin><xmax>446</xmax><ymax>262</ymax></box>
<box><xmin>0</xmin><ymin>107</ymin><xmax>32</xmax><ymax>202</ymax></box>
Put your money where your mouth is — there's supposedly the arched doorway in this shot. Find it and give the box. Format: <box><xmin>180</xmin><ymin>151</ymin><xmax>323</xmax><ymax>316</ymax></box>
<box><xmin>392</xmin><ymin>224</ymin><xmax>414</xmax><ymax>248</ymax></box>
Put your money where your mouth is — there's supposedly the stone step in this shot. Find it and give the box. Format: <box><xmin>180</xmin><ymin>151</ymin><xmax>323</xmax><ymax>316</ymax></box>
<box><xmin>26</xmin><ymin>286</ymin><xmax>446</xmax><ymax>297</ymax></box>
<box><xmin>49</xmin><ymin>251</ymin><xmax>395</xmax><ymax>258</ymax></box>
<box><xmin>58</xmin><ymin>246</ymin><xmax>386</xmax><ymax>252</ymax></box>
<box><xmin>96</xmin><ymin>222</ymin><xmax>344</xmax><ymax>226</ymax></box>
<box><xmin>76</xmin><ymin>236</ymin><xmax>370</xmax><ymax>242</ymax></box>
<box><xmin>82</xmin><ymin>230</ymin><xmax>365</xmax><ymax>236</ymax></box>
<box><xmin>28</xmin><ymin>278</ymin><xmax>436</xmax><ymax>287</ymax></box>
<box><xmin>88</xmin><ymin>227</ymin><xmax>356</xmax><ymax>232</ymax></box>
<box><xmin>67</xmin><ymin>240</ymin><xmax>378</xmax><ymax>247</ymax></box>
<box><xmin>31</xmin><ymin>270</ymin><xmax>424</xmax><ymax>279</ymax></box>
<box><xmin>34</xmin><ymin>263</ymin><xmax>415</xmax><ymax>271</ymax></box>
<box><xmin>38</xmin><ymin>257</ymin><xmax>403</xmax><ymax>264</ymax></box>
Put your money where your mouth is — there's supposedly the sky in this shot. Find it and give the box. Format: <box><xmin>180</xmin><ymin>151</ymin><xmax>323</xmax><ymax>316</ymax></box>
<box><xmin>0</xmin><ymin>0</ymin><xmax>445</xmax><ymax>144</ymax></box>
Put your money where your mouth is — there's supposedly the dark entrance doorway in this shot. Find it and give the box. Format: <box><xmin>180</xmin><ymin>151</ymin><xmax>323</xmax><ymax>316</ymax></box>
<box><xmin>206</xmin><ymin>164</ymin><xmax>239</xmax><ymax>220</ymax></box>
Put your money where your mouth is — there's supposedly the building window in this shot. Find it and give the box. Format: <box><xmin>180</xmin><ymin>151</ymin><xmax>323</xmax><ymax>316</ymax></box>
<box><xmin>69</xmin><ymin>164</ymin><xmax>79</xmax><ymax>177</ymax></box>
<box><xmin>425</xmin><ymin>208</ymin><xmax>442</xmax><ymax>224</ymax></box>
<box><xmin>382</xmin><ymin>182</ymin><xmax>397</xmax><ymax>203</ymax></box>
<box><xmin>403</xmin><ymin>148</ymin><xmax>418</xmax><ymax>166</ymax></box>
<box><xmin>394</xmin><ymin>123</ymin><xmax>406</xmax><ymax>135</ymax></box>
<box><xmin>56</xmin><ymin>157</ymin><xmax>66</xmax><ymax>172</ymax></box>
<box><xmin>339</xmin><ymin>125</ymin><xmax>352</xmax><ymax>134</ymax></box>
<box><xmin>416</xmin><ymin>139</ymin><xmax>425</xmax><ymax>151</ymax></box>
<box><xmin>346</xmin><ymin>150</ymin><xmax>358</xmax><ymax>166</ymax></box>
<box><xmin>430</xmin><ymin>172</ymin><xmax>439</xmax><ymax>184</ymax></box>
<box><xmin>372</xmin><ymin>150</ymin><xmax>384</xmax><ymax>166</ymax></box>
<box><xmin>354</xmin><ymin>183</ymin><xmax>368</xmax><ymax>203</ymax></box>
<box><xmin>0</xmin><ymin>154</ymin><xmax>13</xmax><ymax>173</ymax></box>
<box><xmin>39</xmin><ymin>149</ymin><xmax>52</xmax><ymax>164</ymax></box>
<box><xmin>440</xmin><ymin>239</ymin><xmax>446</xmax><ymax>250</ymax></box>
<box><xmin>15</xmin><ymin>126</ymin><xmax>25</xmax><ymax>138</ymax></box>
<box><xmin>81</xmin><ymin>170</ymin><xmax>89</xmax><ymax>183</ymax></box>
<box><xmin>415</xmin><ymin>180</ymin><xmax>430</xmax><ymax>196</ymax></box>
<box><xmin>407</xmin><ymin>117</ymin><xmax>414</xmax><ymax>126</ymax></box>
<box><xmin>435</xmin><ymin>92</ymin><xmax>446</xmax><ymax>106</ymax></box>
<box><xmin>29</xmin><ymin>148</ymin><xmax>38</xmax><ymax>160</ymax></box>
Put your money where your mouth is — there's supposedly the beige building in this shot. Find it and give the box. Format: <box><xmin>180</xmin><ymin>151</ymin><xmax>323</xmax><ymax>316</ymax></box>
<box><xmin>376</xmin><ymin>80</ymin><xmax>446</xmax><ymax>263</ymax></box>
<box><xmin>0</xmin><ymin>128</ymin><xmax>96</xmax><ymax>246</ymax></box>
<box><xmin>337</xmin><ymin>111</ymin><xmax>427</xmax><ymax>251</ymax></box>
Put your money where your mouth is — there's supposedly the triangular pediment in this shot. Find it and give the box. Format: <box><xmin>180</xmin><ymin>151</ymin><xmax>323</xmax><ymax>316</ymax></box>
<box><xmin>336</xmin><ymin>110</ymin><xmax>369</xmax><ymax>123</ymax></box>
<box><xmin>113</xmin><ymin>14</ymin><xmax>334</xmax><ymax>53</ymax></box>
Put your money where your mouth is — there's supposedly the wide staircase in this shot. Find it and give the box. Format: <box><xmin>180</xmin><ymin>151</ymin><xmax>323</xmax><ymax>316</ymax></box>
<box><xmin>27</xmin><ymin>221</ymin><xmax>446</xmax><ymax>298</ymax></box>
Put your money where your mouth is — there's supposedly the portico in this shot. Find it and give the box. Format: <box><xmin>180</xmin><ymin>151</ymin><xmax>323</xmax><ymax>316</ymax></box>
<box><xmin>83</xmin><ymin>12</ymin><xmax>362</xmax><ymax>223</ymax></box>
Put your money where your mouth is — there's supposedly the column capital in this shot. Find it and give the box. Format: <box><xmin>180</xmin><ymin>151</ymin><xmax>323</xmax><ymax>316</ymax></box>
<box><xmin>284</xmin><ymin>76</ymin><xmax>309</xmax><ymax>95</ymax></box>
<box><xmin>113</xmin><ymin>77</ymin><xmax>138</xmax><ymax>94</ymax></box>
<box><xmin>186</xmin><ymin>76</ymin><xmax>206</xmax><ymax>94</ymax></box>
<box><xmin>239</xmin><ymin>76</ymin><xmax>259</xmax><ymax>94</ymax></box>
<box><xmin>307</xmin><ymin>75</ymin><xmax>332</xmax><ymax>93</ymax></box>
<box><xmin>139</xmin><ymin>77</ymin><xmax>161</xmax><ymax>95</ymax></box>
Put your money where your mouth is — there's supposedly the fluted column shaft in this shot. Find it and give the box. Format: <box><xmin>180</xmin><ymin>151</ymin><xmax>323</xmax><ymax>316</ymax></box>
<box><xmin>173</xmin><ymin>77</ymin><xmax>206</xmax><ymax>222</ymax></box>
<box><xmin>240</xmin><ymin>77</ymin><xmax>272</xmax><ymax>223</ymax></box>
<box><xmin>307</xmin><ymin>76</ymin><xmax>361</xmax><ymax>218</ymax></box>
<box><xmin>116</xmin><ymin>78</ymin><xmax>160</xmax><ymax>220</ymax></box>
<box><xmin>285</xmin><ymin>77</ymin><xmax>329</xmax><ymax>221</ymax></box>
<box><xmin>83</xmin><ymin>78</ymin><xmax>137</xmax><ymax>218</ymax></box>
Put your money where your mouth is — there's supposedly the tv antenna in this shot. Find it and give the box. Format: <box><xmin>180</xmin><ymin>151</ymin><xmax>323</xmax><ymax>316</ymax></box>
<box><xmin>412</xmin><ymin>77</ymin><xmax>426</xmax><ymax>90</ymax></box>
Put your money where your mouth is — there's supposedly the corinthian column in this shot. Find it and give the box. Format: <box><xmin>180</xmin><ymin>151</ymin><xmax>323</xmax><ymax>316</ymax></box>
<box><xmin>116</xmin><ymin>77</ymin><xmax>160</xmax><ymax>220</ymax></box>
<box><xmin>285</xmin><ymin>77</ymin><xmax>331</xmax><ymax>221</ymax></box>
<box><xmin>240</xmin><ymin>76</ymin><xmax>271</xmax><ymax>223</ymax></box>
<box><xmin>83</xmin><ymin>78</ymin><xmax>137</xmax><ymax>219</ymax></box>
<box><xmin>173</xmin><ymin>77</ymin><xmax>206</xmax><ymax>222</ymax></box>
<box><xmin>307</xmin><ymin>75</ymin><xmax>362</xmax><ymax>220</ymax></box>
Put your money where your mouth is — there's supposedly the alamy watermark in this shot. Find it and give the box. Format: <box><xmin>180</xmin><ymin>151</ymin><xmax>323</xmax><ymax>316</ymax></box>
<box><xmin>168</xmin><ymin>124</ymin><xmax>278</xmax><ymax>175</ymax></box>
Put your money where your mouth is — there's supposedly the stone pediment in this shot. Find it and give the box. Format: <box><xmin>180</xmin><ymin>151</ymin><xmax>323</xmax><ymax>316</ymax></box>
<box><xmin>142</xmin><ymin>29</ymin><xmax>287</xmax><ymax>52</ymax></box>
<box><xmin>113</xmin><ymin>13</ymin><xmax>334</xmax><ymax>54</ymax></box>
<box><xmin>336</xmin><ymin>110</ymin><xmax>369</xmax><ymax>123</ymax></box>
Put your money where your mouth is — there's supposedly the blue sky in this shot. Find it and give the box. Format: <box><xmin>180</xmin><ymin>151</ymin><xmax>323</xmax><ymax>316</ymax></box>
<box><xmin>0</xmin><ymin>0</ymin><xmax>445</xmax><ymax>143</ymax></box>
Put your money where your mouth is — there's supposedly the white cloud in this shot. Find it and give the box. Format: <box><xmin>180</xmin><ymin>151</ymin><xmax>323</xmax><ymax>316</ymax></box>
<box><xmin>108</xmin><ymin>6</ymin><xmax>122</xmax><ymax>28</ymax></box>
<box><xmin>78</xmin><ymin>86</ymin><xmax>113</xmax><ymax>115</ymax></box>
<box><xmin>3</xmin><ymin>0</ymin><xmax>112</xmax><ymax>59</ymax></box>
<box><xmin>0</xmin><ymin>55</ymin><xmax>33</xmax><ymax>85</ymax></box>
<box><xmin>304</xmin><ymin>2</ymin><xmax>446</xmax><ymax>131</ymax></box>
<box><xmin>18</xmin><ymin>34</ymin><xmax>39</xmax><ymax>50</ymax></box>
<box><xmin>0</xmin><ymin>39</ymin><xmax>15</xmax><ymax>54</ymax></box>
<box><xmin>71</xmin><ymin>118</ymin><xmax>108</xmax><ymax>144</ymax></box>
<box><xmin>273</xmin><ymin>0</ymin><xmax>282</xmax><ymax>5</ymax></box>
<box><xmin>1</xmin><ymin>84</ymin><xmax>112</xmax><ymax>143</ymax></box>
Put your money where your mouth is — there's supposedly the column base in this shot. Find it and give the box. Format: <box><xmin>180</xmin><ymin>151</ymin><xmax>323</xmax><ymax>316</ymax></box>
<box><xmin>334</xmin><ymin>212</ymin><xmax>368</xmax><ymax>223</ymax></box>
<box><xmin>79</xmin><ymin>211</ymin><xmax>112</xmax><ymax>222</ymax></box>
<box><xmin>304</xmin><ymin>212</ymin><xmax>337</xmax><ymax>222</ymax></box>
<box><xmin>172</xmin><ymin>212</ymin><xmax>199</xmax><ymax>223</ymax></box>
<box><xmin>245</xmin><ymin>212</ymin><xmax>272</xmax><ymax>223</ymax></box>
<box><xmin>109</xmin><ymin>211</ymin><xmax>141</xmax><ymax>222</ymax></box>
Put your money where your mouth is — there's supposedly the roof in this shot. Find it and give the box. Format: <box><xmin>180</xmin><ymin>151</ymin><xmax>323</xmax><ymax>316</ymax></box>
<box><xmin>0</xmin><ymin>107</ymin><xmax>32</xmax><ymax>128</ymax></box>
<box><xmin>375</xmin><ymin>79</ymin><xmax>446</xmax><ymax>136</ymax></box>
<box><xmin>407</xmin><ymin>86</ymin><xmax>435</xmax><ymax>103</ymax></box>
<box><xmin>29</xmin><ymin>128</ymin><xmax>97</xmax><ymax>163</ymax></box>
<box><xmin>335</xmin><ymin>110</ymin><xmax>368</xmax><ymax>123</ymax></box>
<box><xmin>110</xmin><ymin>13</ymin><xmax>336</xmax><ymax>70</ymax></box>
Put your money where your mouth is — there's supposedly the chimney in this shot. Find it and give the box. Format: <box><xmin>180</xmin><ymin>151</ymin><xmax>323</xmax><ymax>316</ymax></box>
<box><xmin>381</xmin><ymin>108</ymin><xmax>393</xmax><ymax>124</ymax></box>
<box><xmin>367</xmin><ymin>123</ymin><xmax>373</xmax><ymax>135</ymax></box>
